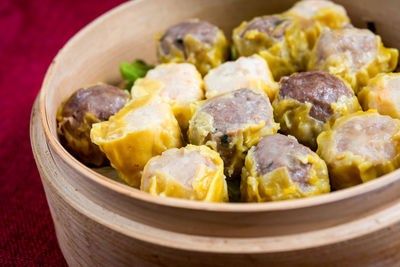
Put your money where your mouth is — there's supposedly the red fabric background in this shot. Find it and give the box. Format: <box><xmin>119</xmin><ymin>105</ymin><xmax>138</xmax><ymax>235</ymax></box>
<box><xmin>0</xmin><ymin>1</ymin><xmax>125</xmax><ymax>265</ymax></box>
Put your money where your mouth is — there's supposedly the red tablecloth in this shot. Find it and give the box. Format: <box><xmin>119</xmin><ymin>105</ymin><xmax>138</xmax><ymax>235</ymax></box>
<box><xmin>0</xmin><ymin>1</ymin><xmax>125</xmax><ymax>265</ymax></box>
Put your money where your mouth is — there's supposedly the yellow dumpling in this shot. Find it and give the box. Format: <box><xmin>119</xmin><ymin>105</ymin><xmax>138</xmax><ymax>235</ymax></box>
<box><xmin>232</xmin><ymin>14</ymin><xmax>309</xmax><ymax>80</ymax></box>
<box><xmin>285</xmin><ymin>0</ymin><xmax>350</xmax><ymax>49</ymax></box>
<box><xmin>204</xmin><ymin>55</ymin><xmax>278</xmax><ymax>101</ymax></box>
<box><xmin>141</xmin><ymin>145</ymin><xmax>228</xmax><ymax>202</ymax></box>
<box><xmin>317</xmin><ymin>110</ymin><xmax>400</xmax><ymax>189</ymax></box>
<box><xmin>188</xmin><ymin>88</ymin><xmax>279</xmax><ymax>178</ymax></box>
<box><xmin>56</xmin><ymin>84</ymin><xmax>129</xmax><ymax>167</ymax></box>
<box><xmin>241</xmin><ymin>134</ymin><xmax>330</xmax><ymax>202</ymax></box>
<box><xmin>273</xmin><ymin>70</ymin><xmax>360</xmax><ymax>150</ymax></box>
<box><xmin>156</xmin><ymin>19</ymin><xmax>229</xmax><ymax>76</ymax></box>
<box><xmin>90</xmin><ymin>95</ymin><xmax>183</xmax><ymax>188</ymax></box>
<box><xmin>134</xmin><ymin>63</ymin><xmax>204</xmax><ymax>130</ymax></box>
<box><xmin>308</xmin><ymin>27</ymin><xmax>398</xmax><ymax>93</ymax></box>
<box><xmin>358</xmin><ymin>73</ymin><xmax>400</xmax><ymax>119</ymax></box>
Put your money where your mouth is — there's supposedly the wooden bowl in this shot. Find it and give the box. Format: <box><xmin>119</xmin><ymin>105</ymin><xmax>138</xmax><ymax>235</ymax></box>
<box><xmin>31</xmin><ymin>0</ymin><xmax>400</xmax><ymax>265</ymax></box>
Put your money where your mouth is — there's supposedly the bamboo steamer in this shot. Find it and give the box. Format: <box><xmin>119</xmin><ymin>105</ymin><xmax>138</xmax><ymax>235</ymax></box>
<box><xmin>30</xmin><ymin>0</ymin><xmax>400</xmax><ymax>266</ymax></box>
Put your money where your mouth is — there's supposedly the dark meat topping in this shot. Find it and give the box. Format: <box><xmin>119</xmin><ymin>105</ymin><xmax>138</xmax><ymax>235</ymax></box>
<box><xmin>202</xmin><ymin>88</ymin><xmax>273</xmax><ymax>134</ymax></box>
<box><xmin>61</xmin><ymin>84</ymin><xmax>128</xmax><ymax>124</ymax></box>
<box><xmin>279</xmin><ymin>70</ymin><xmax>352</xmax><ymax>121</ymax></box>
<box><xmin>160</xmin><ymin>20</ymin><xmax>219</xmax><ymax>55</ymax></box>
<box><xmin>254</xmin><ymin>134</ymin><xmax>312</xmax><ymax>186</ymax></box>
<box><xmin>241</xmin><ymin>16</ymin><xmax>291</xmax><ymax>40</ymax></box>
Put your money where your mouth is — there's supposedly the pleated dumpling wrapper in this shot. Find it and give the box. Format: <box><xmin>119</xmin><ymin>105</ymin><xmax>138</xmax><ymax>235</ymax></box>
<box><xmin>285</xmin><ymin>0</ymin><xmax>350</xmax><ymax>49</ymax></box>
<box><xmin>308</xmin><ymin>27</ymin><xmax>398</xmax><ymax>93</ymax></box>
<box><xmin>358</xmin><ymin>73</ymin><xmax>400</xmax><ymax>119</ymax></box>
<box><xmin>90</xmin><ymin>94</ymin><xmax>183</xmax><ymax>188</ymax></box>
<box><xmin>134</xmin><ymin>63</ymin><xmax>204</xmax><ymax>130</ymax></box>
<box><xmin>232</xmin><ymin>14</ymin><xmax>309</xmax><ymax>80</ymax></box>
<box><xmin>317</xmin><ymin>110</ymin><xmax>400</xmax><ymax>189</ymax></box>
<box><xmin>57</xmin><ymin>84</ymin><xmax>129</xmax><ymax>167</ymax></box>
<box><xmin>204</xmin><ymin>55</ymin><xmax>278</xmax><ymax>101</ymax></box>
<box><xmin>188</xmin><ymin>88</ymin><xmax>279</xmax><ymax>178</ymax></box>
<box><xmin>273</xmin><ymin>70</ymin><xmax>360</xmax><ymax>150</ymax></box>
<box><xmin>141</xmin><ymin>145</ymin><xmax>228</xmax><ymax>202</ymax></box>
<box><xmin>156</xmin><ymin>19</ymin><xmax>229</xmax><ymax>76</ymax></box>
<box><xmin>241</xmin><ymin>134</ymin><xmax>330</xmax><ymax>202</ymax></box>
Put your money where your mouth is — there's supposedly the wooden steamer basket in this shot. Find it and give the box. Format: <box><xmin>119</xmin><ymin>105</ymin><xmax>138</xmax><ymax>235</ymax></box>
<box><xmin>30</xmin><ymin>0</ymin><xmax>400</xmax><ymax>265</ymax></box>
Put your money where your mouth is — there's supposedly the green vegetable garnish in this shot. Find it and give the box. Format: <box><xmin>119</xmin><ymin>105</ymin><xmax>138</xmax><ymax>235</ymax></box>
<box><xmin>274</xmin><ymin>19</ymin><xmax>287</xmax><ymax>27</ymax></box>
<box><xmin>120</xmin><ymin>60</ymin><xmax>154</xmax><ymax>92</ymax></box>
<box><xmin>175</xmin><ymin>39</ymin><xmax>184</xmax><ymax>45</ymax></box>
<box><xmin>221</xmin><ymin>134</ymin><xmax>229</xmax><ymax>147</ymax></box>
<box><xmin>124</xmin><ymin>81</ymin><xmax>134</xmax><ymax>91</ymax></box>
<box><xmin>230</xmin><ymin>45</ymin><xmax>238</xmax><ymax>61</ymax></box>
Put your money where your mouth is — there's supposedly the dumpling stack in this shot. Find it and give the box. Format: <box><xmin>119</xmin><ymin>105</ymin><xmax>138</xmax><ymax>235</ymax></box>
<box><xmin>57</xmin><ymin>0</ymin><xmax>400</xmax><ymax>203</ymax></box>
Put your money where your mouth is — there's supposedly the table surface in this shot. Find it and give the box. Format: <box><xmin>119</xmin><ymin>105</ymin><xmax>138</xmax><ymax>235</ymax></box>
<box><xmin>0</xmin><ymin>0</ymin><xmax>125</xmax><ymax>265</ymax></box>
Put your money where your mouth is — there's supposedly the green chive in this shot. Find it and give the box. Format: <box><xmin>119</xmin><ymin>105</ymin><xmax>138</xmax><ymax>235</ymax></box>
<box><xmin>231</xmin><ymin>45</ymin><xmax>238</xmax><ymax>61</ymax></box>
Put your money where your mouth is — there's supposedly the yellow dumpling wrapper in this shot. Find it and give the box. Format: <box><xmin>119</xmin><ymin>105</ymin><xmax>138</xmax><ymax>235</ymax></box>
<box><xmin>90</xmin><ymin>94</ymin><xmax>183</xmax><ymax>188</ymax></box>
<box><xmin>273</xmin><ymin>96</ymin><xmax>360</xmax><ymax>150</ymax></box>
<box><xmin>317</xmin><ymin>110</ymin><xmax>400</xmax><ymax>189</ymax></box>
<box><xmin>156</xmin><ymin>20</ymin><xmax>229</xmax><ymax>76</ymax></box>
<box><xmin>358</xmin><ymin>73</ymin><xmax>400</xmax><ymax>119</ymax></box>
<box><xmin>188</xmin><ymin>88</ymin><xmax>279</xmax><ymax>178</ymax></box>
<box><xmin>308</xmin><ymin>28</ymin><xmax>399</xmax><ymax>93</ymax></box>
<box><xmin>241</xmin><ymin>134</ymin><xmax>330</xmax><ymax>202</ymax></box>
<box><xmin>232</xmin><ymin>15</ymin><xmax>309</xmax><ymax>80</ymax></box>
<box><xmin>133</xmin><ymin>63</ymin><xmax>204</xmax><ymax>131</ymax></box>
<box><xmin>285</xmin><ymin>0</ymin><xmax>350</xmax><ymax>49</ymax></box>
<box><xmin>141</xmin><ymin>145</ymin><xmax>228</xmax><ymax>202</ymax></box>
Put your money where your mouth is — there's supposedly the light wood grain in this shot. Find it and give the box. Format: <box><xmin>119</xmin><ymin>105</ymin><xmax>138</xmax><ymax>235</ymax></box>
<box><xmin>31</xmin><ymin>0</ymin><xmax>400</xmax><ymax>265</ymax></box>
